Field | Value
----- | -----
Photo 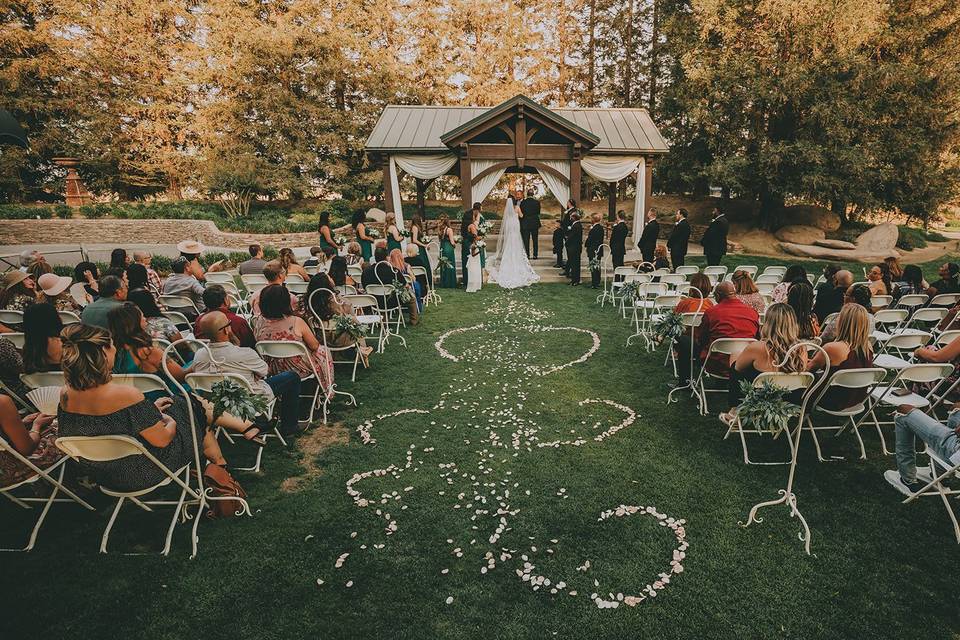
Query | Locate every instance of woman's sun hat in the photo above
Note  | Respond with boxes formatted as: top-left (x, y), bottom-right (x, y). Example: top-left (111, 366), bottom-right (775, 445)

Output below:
top-left (1, 270), bottom-right (29, 289)
top-left (177, 240), bottom-right (205, 254)
top-left (37, 272), bottom-right (72, 297)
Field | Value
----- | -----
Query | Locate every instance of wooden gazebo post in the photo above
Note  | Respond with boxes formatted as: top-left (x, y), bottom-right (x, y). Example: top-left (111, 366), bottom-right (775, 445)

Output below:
top-left (458, 144), bottom-right (472, 211)
top-left (381, 156), bottom-right (395, 213)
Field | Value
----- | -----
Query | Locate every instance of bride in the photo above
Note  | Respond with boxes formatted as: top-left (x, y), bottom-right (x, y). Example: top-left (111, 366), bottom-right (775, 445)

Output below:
top-left (487, 191), bottom-right (540, 289)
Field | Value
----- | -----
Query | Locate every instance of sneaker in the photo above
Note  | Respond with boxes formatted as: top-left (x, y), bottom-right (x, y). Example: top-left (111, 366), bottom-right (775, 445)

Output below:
top-left (883, 470), bottom-right (928, 496)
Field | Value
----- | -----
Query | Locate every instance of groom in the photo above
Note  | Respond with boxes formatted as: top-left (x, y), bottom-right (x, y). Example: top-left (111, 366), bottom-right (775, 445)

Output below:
top-left (519, 189), bottom-right (541, 259)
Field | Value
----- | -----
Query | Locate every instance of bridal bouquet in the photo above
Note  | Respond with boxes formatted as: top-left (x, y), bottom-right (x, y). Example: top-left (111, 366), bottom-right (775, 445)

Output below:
top-left (474, 239), bottom-right (487, 251)
top-left (391, 279), bottom-right (414, 304)
top-left (420, 234), bottom-right (436, 245)
top-left (453, 234), bottom-right (462, 244)
top-left (736, 379), bottom-right (800, 436)
top-left (366, 227), bottom-right (381, 239)
top-left (399, 228), bottom-right (412, 238)
top-left (333, 313), bottom-right (366, 340)
top-left (334, 234), bottom-right (349, 246)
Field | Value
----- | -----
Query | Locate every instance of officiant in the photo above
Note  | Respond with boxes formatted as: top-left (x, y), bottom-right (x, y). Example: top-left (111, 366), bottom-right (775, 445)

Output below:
top-left (519, 189), bottom-right (541, 259)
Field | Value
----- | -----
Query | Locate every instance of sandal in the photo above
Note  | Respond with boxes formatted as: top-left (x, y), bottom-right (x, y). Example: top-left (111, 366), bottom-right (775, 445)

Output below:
top-left (241, 425), bottom-right (267, 446)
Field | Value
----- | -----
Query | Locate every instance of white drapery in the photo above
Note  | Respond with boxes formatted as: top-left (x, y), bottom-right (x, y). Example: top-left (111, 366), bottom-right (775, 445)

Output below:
top-left (539, 160), bottom-right (571, 209)
top-left (470, 159), bottom-right (507, 205)
top-left (388, 153), bottom-right (458, 231)
top-left (580, 155), bottom-right (646, 240)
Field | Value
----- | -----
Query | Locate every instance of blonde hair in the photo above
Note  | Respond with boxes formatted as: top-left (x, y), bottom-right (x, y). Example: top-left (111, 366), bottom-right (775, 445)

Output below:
top-left (732, 270), bottom-right (759, 295)
top-left (385, 213), bottom-right (396, 227)
top-left (61, 324), bottom-right (113, 391)
top-left (835, 303), bottom-right (872, 358)
top-left (278, 247), bottom-right (298, 271)
top-left (760, 303), bottom-right (805, 373)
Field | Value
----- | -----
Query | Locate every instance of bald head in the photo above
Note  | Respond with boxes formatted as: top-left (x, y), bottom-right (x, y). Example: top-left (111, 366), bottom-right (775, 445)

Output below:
top-left (198, 311), bottom-right (229, 342)
top-left (835, 270), bottom-right (853, 288)
top-left (715, 281), bottom-right (735, 301)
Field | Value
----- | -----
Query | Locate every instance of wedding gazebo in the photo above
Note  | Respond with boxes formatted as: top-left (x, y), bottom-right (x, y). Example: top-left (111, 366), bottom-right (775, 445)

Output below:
top-left (364, 95), bottom-right (669, 240)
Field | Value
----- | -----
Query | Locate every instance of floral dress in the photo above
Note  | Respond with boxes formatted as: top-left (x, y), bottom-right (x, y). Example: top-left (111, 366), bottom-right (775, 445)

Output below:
top-left (254, 316), bottom-right (334, 398)
top-left (0, 422), bottom-right (63, 487)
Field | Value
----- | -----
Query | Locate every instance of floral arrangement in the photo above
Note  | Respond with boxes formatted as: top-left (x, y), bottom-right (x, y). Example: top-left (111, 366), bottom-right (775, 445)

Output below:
top-left (737, 379), bottom-right (801, 435)
top-left (420, 234), bottom-right (435, 245)
top-left (453, 234), bottom-right (462, 244)
top-left (589, 255), bottom-right (602, 271)
top-left (619, 281), bottom-right (641, 300)
top-left (365, 227), bottom-right (381, 239)
top-left (334, 234), bottom-right (348, 246)
top-left (333, 313), bottom-right (366, 340)
top-left (474, 239), bottom-right (487, 251)
top-left (436, 255), bottom-right (453, 273)
top-left (652, 310), bottom-right (684, 342)
top-left (477, 219), bottom-right (493, 236)
top-left (195, 379), bottom-right (268, 424)
top-left (399, 228), bottom-right (412, 238)
top-left (391, 279), bottom-right (413, 304)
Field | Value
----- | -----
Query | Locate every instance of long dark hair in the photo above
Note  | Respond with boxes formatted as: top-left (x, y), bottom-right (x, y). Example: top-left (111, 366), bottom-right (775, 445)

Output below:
top-left (306, 274), bottom-right (337, 321)
top-left (260, 284), bottom-right (293, 319)
top-left (901, 264), bottom-right (924, 291)
top-left (108, 302), bottom-right (152, 354)
top-left (126, 263), bottom-right (148, 291)
top-left (461, 210), bottom-right (474, 238)
top-left (109, 248), bottom-right (127, 270)
top-left (127, 288), bottom-right (164, 319)
top-left (74, 261), bottom-right (99, 297)
top-left (875, 263), bottom-right (893, 295)
top-left (351, 210), bottom-right (365, 228)
top-left (319, 211), bottom-right (331, 230)
top-left (328, 256), bottom-right (348, 286)
top-left (410, 213), bottom-right (424, 232)
top-left (22, 303), bottom-right (62, 373)
top-left (787, 281), bottom-right (817, 339)
top-left (783, 265), bottom-right (808, 285)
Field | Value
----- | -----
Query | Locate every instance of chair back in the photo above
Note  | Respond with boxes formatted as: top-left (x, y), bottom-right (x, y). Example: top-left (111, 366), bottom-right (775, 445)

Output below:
top-left (660, 274), bottom-right (686, 287)
top-left (936, 330), bottom-right (960, 346)
top-left (285, 273), bottom-right (306, 284)
top-left (870, 295), bottom-right (893, 310)
top-left (162, 310), bottom-right (191, 327)
top-left (342, 294), bottom-right (378, 312)
top-left (754, 371), bottom-right (815, 392)
top-left (3, 332), bottom-right (24, 349)
top-left (185, 372), bottom-right (254, 394)
top-left (897, 363), bottom-right (955, 384)
top-left (20, 371), bottom-right (66, 390)
top-left (930, 293), bottom-right (960, 307)
top-left (733, 265), bottom-right (759, 278)
top-left (826, 367), bottom-right (887, 389)
top-left (411, 266), bottom-right (428, 280)
top-left (703, 266), bottom-right (728, 277)
top-left (205, 272), bottom-right (234, 284)
top-left (57, 434), bottom-right (146, 463)
top-left (754, 273), bottom-right (781, 284)
top-left (708, 337), bottom-right (755, 358)
top-left (756, 282), bottom-right (776, 295)
top-left (675, 265), bottom-right (699, 276)
top-left (623, 272), bottom-right (651, 284)
top-left (159, 295), bottom-right (198, 314)
top-left (874, 308), bottom-right (908, 326)
top-left (909, 307), bottom-right (948, 325)
top-left (240, 274), bottom-right (268, 286)
top-left (897, 293), bottom-right (929, 309)
top-left (304, 265), bottom-right (319, 276)
top-left (58, 310), bottom-right (82, 325)
top-left (287, 281), bottom-right (308, 294)
top-left (347, 265), bottom-right (363, 279)
top-left (113, 373), bottom-right (170, 396)
top-left (653, 294), bottom-right (682, 310)
top-left (256, 339), bottom-right (310, 361)
top-left (884, 332), bottom-right (931, 351)
top-left (337, 284), bottom-right (358, 296)
top-left (0, 309), bottom-right (24, 325)
top-left (680, 312), bottom-right (703, 328)
top-left (761, 265), bottom-right (786, 278)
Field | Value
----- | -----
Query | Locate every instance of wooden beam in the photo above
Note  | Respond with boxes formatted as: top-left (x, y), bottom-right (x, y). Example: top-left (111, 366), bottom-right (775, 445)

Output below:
top-left (527, 160), bottom-right (570, 185)
top-left (515, 106), bottom-right (526, 168)
top-left (415, 178), bottom-right (425, 218)
top-left (459, 145), bottom-right (472, 210)
top-left (644, 157), bottom-right (654, 216)
top-left (382, 159), bottom-right (395, 213)
top-left (469, 143), bottom-right (571, 160)
top-left (497, 123), bottom-right (516, 143)
top-left (607, 181), bottom-right (617, 221)
top-left (570, 143), bottom-right (582, 208)
top-left (525, 126), bottom-right (539, 144)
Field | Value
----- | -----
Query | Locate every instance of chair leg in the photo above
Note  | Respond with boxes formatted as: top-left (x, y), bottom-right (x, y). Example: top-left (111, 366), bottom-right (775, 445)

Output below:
top-left (806, 416), bottom-right (828, 462)
top-left (101, 497), bottom-right (126, 554)
top-left (24, 464), bottom-right (64, 551)
top-left (937, 487), bottom-right (960, 543)
top-left (2, 489), bottom-right (31, 509)
top-left (871, 409), bottom-right (893, 455)
top-left (162, 469), bottom-right (191, 556)
top-left (851, 417), bottom-right (868, 460)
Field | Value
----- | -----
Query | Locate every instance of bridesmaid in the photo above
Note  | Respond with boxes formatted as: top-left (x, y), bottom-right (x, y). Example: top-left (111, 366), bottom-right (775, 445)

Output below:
top-left (352, 210), bottom-right (374, 263)
top-left (318, 211), bottom-right (340, 253)
top-left (438, 214), bottom-right (458, 288)
top-left (409, 213), bottom-right (434, 288)
top-left (472, 202), bottom-right (487, 270)
top-left (460, 210), bottom-right (477, 289)
top-left (385, 213), bottom-right (404, 254)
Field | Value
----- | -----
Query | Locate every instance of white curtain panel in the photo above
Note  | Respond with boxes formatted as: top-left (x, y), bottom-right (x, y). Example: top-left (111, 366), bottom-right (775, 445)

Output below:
top-left (393, 153), bottom-right (458, 179)
top-left (581, 155), bottom-right (646, 239)
top-left (539, 160), bottom-right (571, 209)
top-left (470, 159), bottom-right (507, 205)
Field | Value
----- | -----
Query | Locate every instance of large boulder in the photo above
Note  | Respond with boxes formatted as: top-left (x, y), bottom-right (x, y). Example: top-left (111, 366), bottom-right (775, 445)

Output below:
top-left (366, 207), bottom-right (386, 223)
top-left (778, 205), bottom-right (841, 232)
top-left (855, 223), bottom-right (898, 255)
top-left (779, 242), bottom-right (900, 263)
top-left (814, 239), bottom-right (857, 250)
top-left (774, 225), bottom-right (826, 244)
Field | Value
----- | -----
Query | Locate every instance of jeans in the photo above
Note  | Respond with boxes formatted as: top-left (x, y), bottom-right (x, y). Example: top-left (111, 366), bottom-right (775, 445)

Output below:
top-left (894, 409), bottom-right (960, 482)
top-left (267, 370), bottom-right (302, 433)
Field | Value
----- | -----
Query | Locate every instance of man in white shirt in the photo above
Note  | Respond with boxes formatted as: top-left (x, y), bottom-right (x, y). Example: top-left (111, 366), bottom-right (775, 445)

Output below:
top-left (189, 311), bottom-right (303, 434)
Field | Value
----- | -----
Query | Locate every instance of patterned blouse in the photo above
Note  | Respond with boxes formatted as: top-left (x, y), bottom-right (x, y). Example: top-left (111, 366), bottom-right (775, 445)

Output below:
top-left (253, 316), bottom-right (334, 398)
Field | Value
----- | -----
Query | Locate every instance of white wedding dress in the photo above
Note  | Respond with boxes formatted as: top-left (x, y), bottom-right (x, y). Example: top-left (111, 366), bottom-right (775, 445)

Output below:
top-left (487, 197), bottom-right (540, 289)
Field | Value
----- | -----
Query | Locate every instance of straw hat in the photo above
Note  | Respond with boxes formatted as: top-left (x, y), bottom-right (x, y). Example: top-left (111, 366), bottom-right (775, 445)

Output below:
top-left (176, 240), bottom-right (205, 254)
top-left (38, 272), bottom-right (72, 297)
top-left (1, 270), bottom-right (29, 289)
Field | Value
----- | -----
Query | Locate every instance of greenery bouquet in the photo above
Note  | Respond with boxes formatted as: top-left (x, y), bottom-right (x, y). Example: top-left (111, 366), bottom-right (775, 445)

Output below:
top-left (736, 379), bottom-right (801, 436)
top-left (196, 379), bottom-right (268, 424)
top-left (333, 313), bottom-right (366, 340)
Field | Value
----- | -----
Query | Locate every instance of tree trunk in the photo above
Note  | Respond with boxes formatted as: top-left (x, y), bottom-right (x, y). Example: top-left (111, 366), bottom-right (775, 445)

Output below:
top-left (624, 0), bottom-right (635, 106)
top-left (648, 0), bottom-right (659, 114)
top-left (587, 0), bottom-right (597, 107)
top-left (830, 198), bottom-right (848, 226)
top-left (759, 187), bottom-right (785, 231)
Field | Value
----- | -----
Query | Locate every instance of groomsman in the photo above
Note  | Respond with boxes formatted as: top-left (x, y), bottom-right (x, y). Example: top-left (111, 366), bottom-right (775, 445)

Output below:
top-left (585, 213), bottom-right (605, 289)
top-left (609, 210), bottom-right (628, 269)
top-left (519, 189), bottom-right (542, 259)
top-left (637, 208), bottom-right (660, 264)
top-left (667, 208), bottom-right (691, 268)
top-left (565, 212), bottom-right (584, 286)
top-left (701, 206), bottom-right (729, 266)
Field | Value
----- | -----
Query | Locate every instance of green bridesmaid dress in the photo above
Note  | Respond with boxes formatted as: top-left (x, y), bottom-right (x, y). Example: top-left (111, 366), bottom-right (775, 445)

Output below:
top-left (416, 236), bottom-right (433, 287)
top-left (439, 232), bottom-right (457, 288)
top-left (387, 226), bottom-right (403, 254)
top-left (356, 223), bottom-right (373, 263)
top-left (318, 224), bottom-right (336, 252)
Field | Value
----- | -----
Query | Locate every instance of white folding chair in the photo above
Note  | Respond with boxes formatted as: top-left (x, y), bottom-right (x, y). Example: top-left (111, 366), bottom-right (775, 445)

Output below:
top-left (593, 243), bottom-right (614, 306)
top-left (659, 273), bottom-right (687, 288)
top-left (55, 435), bottom-right (204, 555)
top-left (872, 308), bottom-right (909, 342)
top-left (112, 373), bottom-right (171, 397)
top-left (675, 265), bottom-right (699, 276)
top-left (307, 288), bottom-right (366, 382)
top-left (204, 272), bottom-right (234, 284)
top-left (3, 332), bottom-right (24, 349)
top-left (760, 265), bottom-right (786, 278)
top-left (20, 371), bottom-right (66, 390)
top-left (936, 330), bottom-right (960, 347)
top-left (285, 273), bottom-right (306, 284)
top-left (240, 274), bottom-right (268, 287)
top-left (626, 282), bottom-right (668, 346)
top-left (185, 372), bottom-right (284, 473)
top-left (617, 273), bottom-right (654, 319)
top-left (159, 294), bottom-right (199, 317)
top-left (725, 371), bottom-right (815, 465)
top-left (695, 338), bottom-right (756, 415)
top-left (342, 293), bottom-right (385, 353)
top-left (875, 332), bottom-right (931, 370)
top-left (337, 284), bottom-right (359, 296)
top-left (365, 284), bottom-right (406, 349)
top-left (804, 367), bottom-right (887, 462)
top-left (703, 266), bottom-right (728, 279)
top-left (286, 281), bottom-right (308, 295)
top-left (57, 310), bottom-right (81, 325)
top-left (646, 293), bottom-right (683, 350)
top-left (347, 265), bottom-right (363, 280)
top-left (0, 309), bottom-right (24, 327)
top-left (896, 293), bottom-right (929, 310)
top-left (900, 435), bottom-right (960, 543)
top-left (0, 438), bottom-right (94, 551)
top-left (756, 282), bottom-right (776, 295)
top-left (162, 310), bottom-right (191, 329)
top-left (897, 307), bottom-right (947, 335)
top-left (411, 265), bottom-right (439, 307)
top-left (870, 295), bottom-right (893, 310)
top-left (930, 293), bottom-right (960, 308)
top-left (755, 274), bottom-right (781, 285)
top-left (256, 340), bottom-right (355, 424)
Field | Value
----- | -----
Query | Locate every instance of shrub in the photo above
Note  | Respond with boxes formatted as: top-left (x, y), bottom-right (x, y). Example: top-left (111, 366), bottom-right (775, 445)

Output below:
top-left (54, 205), bottom-right (73, 219)
top-left (150, 255), bottom-right (173, 273)
top-left (896, 225), bottom-right (947, 251)
top-left (79, 203), bottom-right (110, 219)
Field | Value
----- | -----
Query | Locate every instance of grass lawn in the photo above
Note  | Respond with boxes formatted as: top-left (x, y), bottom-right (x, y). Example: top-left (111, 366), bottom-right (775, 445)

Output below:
top-left (2, 278), bottom-right (959, 639)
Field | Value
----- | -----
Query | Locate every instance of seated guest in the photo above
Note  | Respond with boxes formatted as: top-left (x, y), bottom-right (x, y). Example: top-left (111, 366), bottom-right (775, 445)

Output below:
top-left (18, 249), bottom-right (43, 273)
top-left (36, 272), bottom-right (80, 312)
top-left (0, 270), bottom-right (36, 311)
top-left (927, 262), bottom-right (960, 297)
top-left (731, 270), bottom-right (766, 314)
top-left (56, 324), bottom-right (260, 493)
top-left (302, 246), bottom-right (324, 269)
top-left (346, 242), bottom-right (364, 266)
top-left (162, 257), bottom-right (205, 314)
top-left (638, 244), bottom-right (670, 273)
top-left (813, 268), bottom-right (851, 322)
top-left (279, 247), bottom-right (310, 280)
top-left (866, 263), bottom-right (892, 296)
top-left (107, 248), bottom-right (130, 278)
top-left (22, 303), bottom-right (63, 373)
top-left (674, 273), bottom-right (715, 314)
top-left (0, 335), bottom-right (27, 398)
top-left (27, 258), bottom-right (52, 283)
top-left (177, 240), bottom-right (206, 282)
top-left (303, 276), bottom-right (373, 363)
top-left (361, 246), bottom-right (398, 289)
top-left (74, 261), bottom-right (100, 298)
top-left (80, 274), bottom-right (126, 329)
top-left (328, 256), bottom-right (357, 289)
top-left (250, 261), bottom-right (298, 316)
top-left (238, 244), bottom-right (268, 275)
top-left (304, 272), bottom-right (338, 315)
top-left (721, 303), bottom-right (807, 424)
top-left (133, 251), bottom-right (163, 295)
top-left (404, 244), bottom-right (429, 298)
top-left (189, 311), bottom-right (303, 436)
top-left (807, 303), bottom-right (874, 411)
top-left (126, 263), bottom-right (152, 298)
top-left (126, 288), bottom-right (185, 344)
top-left (389, 248), bottom-right (422, 322)
top-left (884, 404), bottom-right (960, 495)
top-left (696, 281), bottom-right (760, 375)
top-left (787, 281), bottom-right (820, 339)
top-left (0, 395), bottom-right (62, 487)
top-left (771, 265), bottom-right (808, 303)
top-left (894, 264), bottom-right (928, 301)
top-left (194, 285), bottom-right (255, 349)
top-left (109, 302), bottom-right (189, 397)
top-left (820, 284), bottom-right (875, 342)
top-left (252, 285), bottom-right (334, 398)
top-left (885, 256), bottom-right (904, 282)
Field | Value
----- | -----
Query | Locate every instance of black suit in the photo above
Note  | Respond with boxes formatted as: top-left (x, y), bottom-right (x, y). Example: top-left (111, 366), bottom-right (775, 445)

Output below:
top-left (519, 197), bottom-right (542, 258)
top-left (701, 214), bottom-right (729, 266)
top-left (557, 208), bottom-right (574, 269)
top-left (565, 220), bottom-right (584, 284)
top-left (609, 221), bottom-right (628, 268)
top-left (637, 218), bottom-right (660, 264)
top-left (585, 223), bottom-right (605, 287)
top-left (667, 219), bottom-right (691, 268)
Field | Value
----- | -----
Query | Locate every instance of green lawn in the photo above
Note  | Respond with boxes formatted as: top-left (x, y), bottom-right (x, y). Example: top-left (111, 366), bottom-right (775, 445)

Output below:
top-left (2, 280), bottom-right (959, 640)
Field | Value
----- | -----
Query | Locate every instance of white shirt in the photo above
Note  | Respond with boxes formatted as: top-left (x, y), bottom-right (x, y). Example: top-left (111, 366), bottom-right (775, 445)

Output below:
top-left (188, 341), bottom-right (274, 400)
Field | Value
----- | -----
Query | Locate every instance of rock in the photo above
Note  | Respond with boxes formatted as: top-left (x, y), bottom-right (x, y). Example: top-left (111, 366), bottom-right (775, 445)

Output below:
top-left (778, 205), bottom-right (841, 232)
top-left (366, 207), bottom-right (386, 223)
top-left (779, 241), bottom-right (900, 263)
top-left (774, 225), bottom-right (826, 244)
top-left (855, 223), bottom-right (898, 255)
top-left (735, 228), bottom-right (781, 255)
top-left (814, 239), bottom-right (857, 250)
